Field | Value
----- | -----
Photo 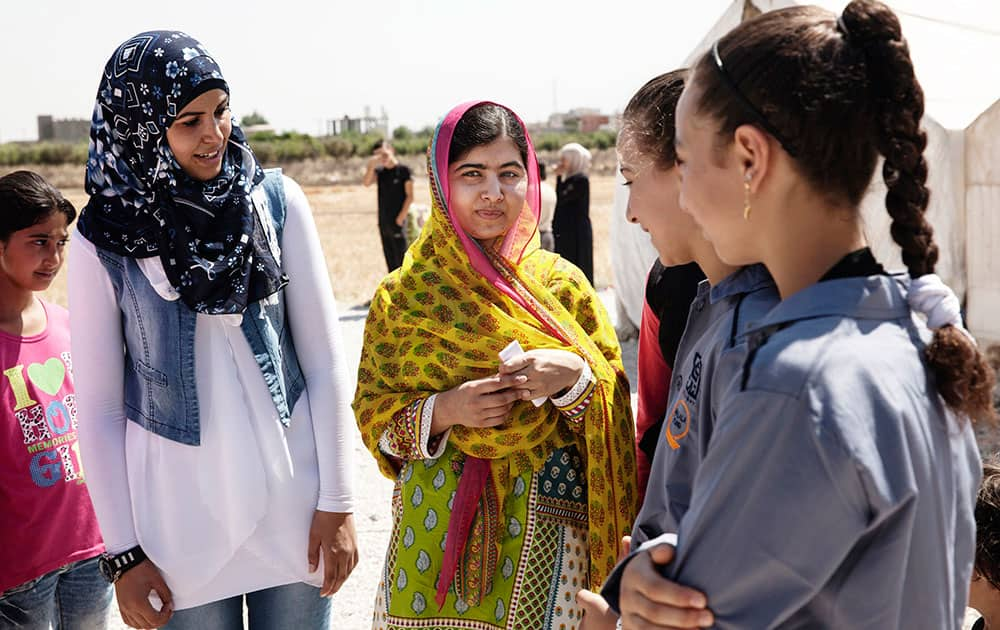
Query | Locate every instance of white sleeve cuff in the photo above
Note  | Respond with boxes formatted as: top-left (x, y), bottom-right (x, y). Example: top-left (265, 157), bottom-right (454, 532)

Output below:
top-left (419, 394), bottom-right (450, 459)
top-left (550, 361), bottom-right (595, 408)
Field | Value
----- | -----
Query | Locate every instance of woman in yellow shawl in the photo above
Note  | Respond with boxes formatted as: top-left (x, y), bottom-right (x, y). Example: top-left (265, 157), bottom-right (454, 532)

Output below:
top-left (354, 101), bottom-right (637, 630)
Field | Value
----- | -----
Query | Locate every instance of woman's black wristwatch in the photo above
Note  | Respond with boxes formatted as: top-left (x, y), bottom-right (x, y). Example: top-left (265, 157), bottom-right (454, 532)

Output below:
top-left (98, 546), bottom-right (147, 583)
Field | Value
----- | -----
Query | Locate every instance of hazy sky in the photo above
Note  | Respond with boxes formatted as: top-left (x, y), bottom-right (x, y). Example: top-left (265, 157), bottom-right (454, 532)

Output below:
top-left (2, 0), bottom-right (730, 141)
top-left (3, 0), bottom-right (996, 142)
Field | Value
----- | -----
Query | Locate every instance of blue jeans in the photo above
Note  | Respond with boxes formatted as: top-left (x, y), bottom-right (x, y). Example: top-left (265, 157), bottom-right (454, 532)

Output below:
top-left (0, 556), bottom-right (111, 629)
top-left (165, 582), bottom-right (330, 630)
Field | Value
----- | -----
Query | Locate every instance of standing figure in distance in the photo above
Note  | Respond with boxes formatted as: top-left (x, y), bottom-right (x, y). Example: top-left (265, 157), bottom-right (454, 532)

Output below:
top-left (364, 140), bottom-right (414, 273)
top-left (553, 142), bottom-right (594, 284)
top-left (537, 161), bottom-right (556, 251)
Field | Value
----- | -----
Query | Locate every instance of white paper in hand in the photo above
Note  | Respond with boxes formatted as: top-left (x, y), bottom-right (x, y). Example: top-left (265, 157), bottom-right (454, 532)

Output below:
top-left (499, 340), bottom-right (547, 407)
top-left (148, 590), bottom-right (164, 612)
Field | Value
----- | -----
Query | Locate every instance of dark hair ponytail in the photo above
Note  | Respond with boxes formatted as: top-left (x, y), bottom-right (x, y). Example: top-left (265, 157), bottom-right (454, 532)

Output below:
top-left (843, 0), bottom-right (995, 422)
top-left (841, 1), bottom-right (934, 277)
top-left (691, 0), bottom-right (995, 422)
top-left (619, 70), bottom-right (688, 169)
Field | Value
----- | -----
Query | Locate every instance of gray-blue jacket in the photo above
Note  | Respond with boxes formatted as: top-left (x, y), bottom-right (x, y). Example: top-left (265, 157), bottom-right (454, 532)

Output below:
top-left (632, 263), bottom-right (778, 545)
top-left (608, 274), bottom-right (980, 629)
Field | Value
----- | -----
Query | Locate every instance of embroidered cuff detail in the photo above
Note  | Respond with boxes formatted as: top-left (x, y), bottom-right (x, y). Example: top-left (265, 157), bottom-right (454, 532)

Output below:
top-left (420, 394), bottom-right (449, 459)
top-left (377, 395), bottom-right (449, 461)
top-left (551, 362), bottom-right (596, 421)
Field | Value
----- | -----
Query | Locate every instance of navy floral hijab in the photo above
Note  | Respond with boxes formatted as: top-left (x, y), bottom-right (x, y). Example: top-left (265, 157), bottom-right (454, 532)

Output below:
top-left (78, 30), bottom-right (286, 315)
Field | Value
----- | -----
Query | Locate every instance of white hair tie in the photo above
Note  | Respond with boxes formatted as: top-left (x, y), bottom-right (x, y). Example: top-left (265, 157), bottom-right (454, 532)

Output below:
top-left (907, 274), bottom-right (975, 344)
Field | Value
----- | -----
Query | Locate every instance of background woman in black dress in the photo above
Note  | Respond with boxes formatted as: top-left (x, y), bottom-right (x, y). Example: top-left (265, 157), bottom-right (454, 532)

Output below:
top-left (553, 142), bottom-right (594, 283)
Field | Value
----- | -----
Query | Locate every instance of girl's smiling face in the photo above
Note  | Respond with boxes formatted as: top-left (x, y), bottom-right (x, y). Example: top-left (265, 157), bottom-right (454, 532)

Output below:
top-left (618, 135), bottom-right (700, 267)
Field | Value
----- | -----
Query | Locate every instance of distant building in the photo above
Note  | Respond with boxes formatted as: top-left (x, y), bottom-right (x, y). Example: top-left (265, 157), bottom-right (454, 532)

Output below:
top-left (326, 106), bottom-right (388, 137)
top-left (536, 108), bottom-right (618, 134)
top-left (37, 115), bottom-right (90, 143)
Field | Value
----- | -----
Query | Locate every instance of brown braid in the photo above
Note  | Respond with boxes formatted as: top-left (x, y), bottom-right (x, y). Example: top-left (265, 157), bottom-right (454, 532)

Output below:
top-left (843, 0), bottom-right (995, 422)
top-left (841, 1), bottom-right (935, 277)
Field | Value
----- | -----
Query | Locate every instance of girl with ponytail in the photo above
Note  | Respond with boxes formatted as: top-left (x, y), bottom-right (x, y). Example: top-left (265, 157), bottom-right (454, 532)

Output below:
top-left (602, 2), bottom-right (993, 628)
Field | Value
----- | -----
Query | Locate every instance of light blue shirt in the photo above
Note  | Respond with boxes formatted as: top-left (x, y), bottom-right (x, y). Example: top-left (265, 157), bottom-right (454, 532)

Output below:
top-left (608, 274), bottom-right (980, 629)
top-left (632, 264), bottom-right (778, 545)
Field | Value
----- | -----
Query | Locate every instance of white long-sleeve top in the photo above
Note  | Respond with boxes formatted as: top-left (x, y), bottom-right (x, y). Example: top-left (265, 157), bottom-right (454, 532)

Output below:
top-left (68, 176), bottom-right (356, 610)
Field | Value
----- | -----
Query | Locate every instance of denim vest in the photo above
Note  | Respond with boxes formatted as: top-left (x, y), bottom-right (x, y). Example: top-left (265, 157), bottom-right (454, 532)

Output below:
top-left (95, 169), bottom-right (305, 446)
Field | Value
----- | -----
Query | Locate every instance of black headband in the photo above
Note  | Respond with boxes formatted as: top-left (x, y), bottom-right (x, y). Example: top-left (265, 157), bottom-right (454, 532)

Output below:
top-left (711, 40), bottom-right (798, 157)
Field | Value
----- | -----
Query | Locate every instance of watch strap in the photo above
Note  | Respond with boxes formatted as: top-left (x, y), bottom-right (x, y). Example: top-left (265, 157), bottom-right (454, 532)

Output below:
top-left (101, 546), bottom-right (147, 583)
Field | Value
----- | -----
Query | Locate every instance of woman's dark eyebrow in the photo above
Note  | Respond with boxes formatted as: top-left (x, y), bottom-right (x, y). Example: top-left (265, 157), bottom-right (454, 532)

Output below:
top-left (456, 160), bottom-right (524, 170)
top-left (175, 98), bottom-right (229, 121)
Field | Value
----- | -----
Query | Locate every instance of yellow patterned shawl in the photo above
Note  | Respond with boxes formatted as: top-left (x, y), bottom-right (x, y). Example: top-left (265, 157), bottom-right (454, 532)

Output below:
top-left (353, 101), bottom-right (637, 588)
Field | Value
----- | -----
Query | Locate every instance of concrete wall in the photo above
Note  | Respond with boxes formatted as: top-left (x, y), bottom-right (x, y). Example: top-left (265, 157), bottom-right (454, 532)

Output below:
top-left (36, 115), bottom-right (89, 143)
top-left (965, 99), bottom-right (1000, 346)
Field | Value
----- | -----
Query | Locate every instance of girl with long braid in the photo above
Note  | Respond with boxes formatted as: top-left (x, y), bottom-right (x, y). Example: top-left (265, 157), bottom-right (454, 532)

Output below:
top-left (600, 1), bottom-right (994, 628)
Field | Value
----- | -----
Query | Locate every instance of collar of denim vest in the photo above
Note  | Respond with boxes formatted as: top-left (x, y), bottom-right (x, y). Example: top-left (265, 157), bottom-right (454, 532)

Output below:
top-left (709, 263), bottom-right (774, 305)
top-left (741, 273), bottom-right (910, 338)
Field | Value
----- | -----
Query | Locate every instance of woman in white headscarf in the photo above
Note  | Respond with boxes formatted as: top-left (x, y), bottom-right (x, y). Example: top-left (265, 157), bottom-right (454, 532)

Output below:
top-left (553, 142), bottom-right (594, 283)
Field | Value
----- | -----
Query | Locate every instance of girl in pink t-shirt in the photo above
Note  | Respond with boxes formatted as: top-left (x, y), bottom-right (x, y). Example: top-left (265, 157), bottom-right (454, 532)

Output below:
top-left (0, 171), bottom-right (110, 629)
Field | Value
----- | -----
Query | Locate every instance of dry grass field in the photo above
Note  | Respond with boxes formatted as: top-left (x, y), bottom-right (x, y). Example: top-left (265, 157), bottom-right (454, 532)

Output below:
top-left (42, 174), bottom-right (621, 310)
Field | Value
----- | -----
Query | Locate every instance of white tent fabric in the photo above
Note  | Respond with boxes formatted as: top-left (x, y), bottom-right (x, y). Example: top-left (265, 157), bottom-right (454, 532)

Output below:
top-left (611, 0), bottom-right (1000, 345)
top-left (966, 99), bottom-right (1000, 344)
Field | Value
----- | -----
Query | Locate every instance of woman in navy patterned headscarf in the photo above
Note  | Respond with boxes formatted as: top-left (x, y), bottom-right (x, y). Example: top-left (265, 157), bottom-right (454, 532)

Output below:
top-left (79, 31), bottom-right (284, 315)
top-left (70, 31), bottom-right (358, 630)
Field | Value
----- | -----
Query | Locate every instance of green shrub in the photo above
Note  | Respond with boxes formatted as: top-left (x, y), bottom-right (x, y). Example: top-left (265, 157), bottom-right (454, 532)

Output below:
top-left (0, 129), bottom-right (616, 167)
top-left (321, 136), bottom-right (354, 158)
top-left (0, 141), bottom-right (90, 166)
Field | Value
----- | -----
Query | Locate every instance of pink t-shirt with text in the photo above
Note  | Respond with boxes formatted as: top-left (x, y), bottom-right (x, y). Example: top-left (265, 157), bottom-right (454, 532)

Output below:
top-left (0, 300), bottom-right (104, 593)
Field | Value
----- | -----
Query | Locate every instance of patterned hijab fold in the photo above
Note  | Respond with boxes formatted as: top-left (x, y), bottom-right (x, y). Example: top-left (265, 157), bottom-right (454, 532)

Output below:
top-left (354, 101), bottom-right (637, 595)
top-left (77, 30), bottom-right (285, 315)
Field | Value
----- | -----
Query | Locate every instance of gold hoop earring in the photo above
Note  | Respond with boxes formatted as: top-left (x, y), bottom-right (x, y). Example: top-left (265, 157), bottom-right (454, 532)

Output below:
top-left (743, 177), bottom-right (752, 221)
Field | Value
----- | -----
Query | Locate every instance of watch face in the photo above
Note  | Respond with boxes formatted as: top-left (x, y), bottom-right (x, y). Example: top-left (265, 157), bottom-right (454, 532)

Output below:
top-left (98, 555), bottom-right (117, 583)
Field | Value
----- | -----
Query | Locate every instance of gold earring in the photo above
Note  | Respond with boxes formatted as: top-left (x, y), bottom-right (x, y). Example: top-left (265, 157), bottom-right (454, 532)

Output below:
top-left (743, 172), bottom-right (753, 221)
